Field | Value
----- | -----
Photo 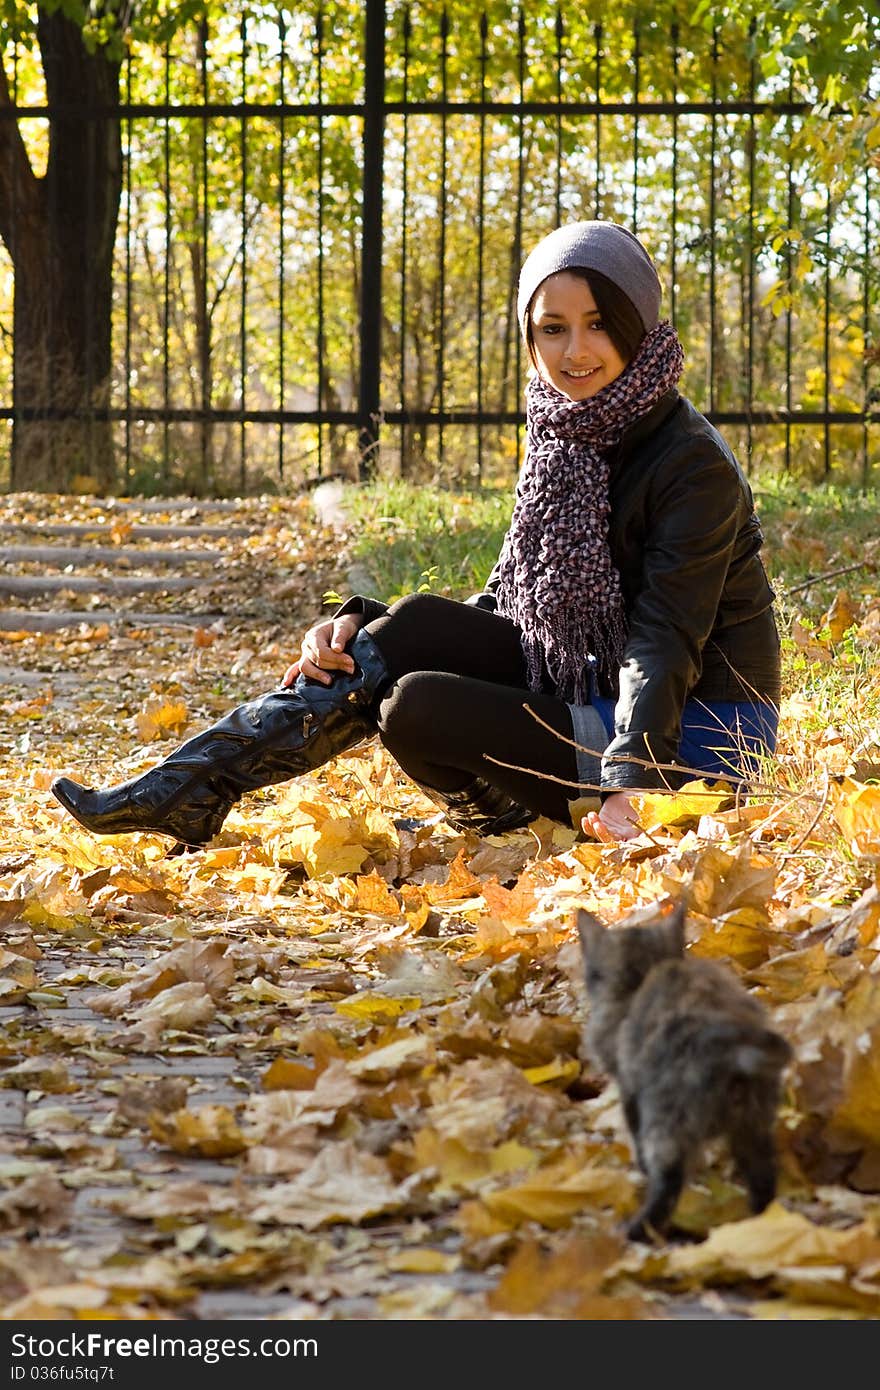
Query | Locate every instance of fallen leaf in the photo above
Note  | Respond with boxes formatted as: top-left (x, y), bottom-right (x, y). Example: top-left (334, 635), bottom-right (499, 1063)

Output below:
top-left (136, 698), bottom-right (189, 742)
top-left (249, 1141), bottom-right (425, 1227)
top-left (149, 1104), bottom-right (247, 1158)
top-left (663, 1202), bottom-right (880, 1282)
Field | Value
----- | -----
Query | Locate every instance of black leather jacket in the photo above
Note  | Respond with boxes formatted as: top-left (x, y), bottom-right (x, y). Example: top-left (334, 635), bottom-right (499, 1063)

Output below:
top-left (472, 390), bottom-right (780, 794)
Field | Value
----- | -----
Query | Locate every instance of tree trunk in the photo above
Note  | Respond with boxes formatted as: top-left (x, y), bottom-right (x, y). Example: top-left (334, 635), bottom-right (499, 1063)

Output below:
top-left (0, 11), bottom-right (122, 493)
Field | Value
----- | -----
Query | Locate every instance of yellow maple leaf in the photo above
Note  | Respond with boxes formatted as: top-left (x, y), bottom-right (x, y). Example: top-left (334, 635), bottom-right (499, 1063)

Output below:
top-left (688, 910), bottom-right (775, 970)
top-left (829, 1027), bottom-right (880, 1147)
top-left (822, 589), bottom-right (860, 643)
top-left (521, 1057), bottom-right (582, 1087)
top-left (283, 818), bottom-right (370, 878)
top-left (411, 1130), bottom-right (537, 1192)
top-left (261, 1057), bottom-right (319, 1091)
top-left (347, 1034), bottom-right (434, 1080)
top-left (149, 1104), bottom-right (247, 1158)
top-left (481, 1161), bottom-right (637, 1228)
top-left (488, 1232), bottom-right (646, 1319)
top-left (21, 902), bottom-right (90, 934)
top-left (635, 779), bottom-right (734, 830)
top-left (663, 1202), bottom-right (880, 1282)
top-left (687, 841), bottom-right (776, 918)
top-left (334, 993), bottom-right (421, 1022)
top-left (387, 1249), bottom-right (460, 1274)
top-left (136, 698), bottom-right (189, 743)
top-left (831, 778), bottom-right (880, 855)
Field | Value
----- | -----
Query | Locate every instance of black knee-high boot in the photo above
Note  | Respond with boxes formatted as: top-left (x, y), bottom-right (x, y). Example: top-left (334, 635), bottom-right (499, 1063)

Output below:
top-left (413, 776), bottom-right (534, 835)
top-left (51, 629), bottom-right (389, 848)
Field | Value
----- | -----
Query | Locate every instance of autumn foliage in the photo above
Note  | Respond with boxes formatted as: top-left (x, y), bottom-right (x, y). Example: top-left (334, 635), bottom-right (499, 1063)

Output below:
top-left (1, 490), bottom-right (879, 1320)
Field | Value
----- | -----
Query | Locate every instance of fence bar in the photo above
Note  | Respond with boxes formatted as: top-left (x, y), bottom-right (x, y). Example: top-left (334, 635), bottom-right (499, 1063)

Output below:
top-left (123, 47), bottom-right (132, 489)
top-left (863, 140), bottom-right (872, 489)
top-left (200, 18), bottom-right (210, 492)
top-left (1, 96), bottom-right (821, 118)
top-left (670, 21), bottom-right (678, 326)
top-left (594, 24), bottom-right (601, 217)
top-left (746, 21), bottom-right (756, 468)
top-left (2, 401), bottom-right (871, 428)
top-left (513, 7), bottom-right (525, 433)
top-left (277, 15), bottom-right (286, 482)
top-left (709, 28), bottom-right (717, 415)
top-left (436, 8), bottom-right (449, 467)
top-left (631, 20), bottom-right (640, 230)
top-left (785, 71), bottom-right (795, 474)
top-left (357, 0), bottom-right (385, 478)
top-left (398, 5), bottom-right (410, 475)
top-left (316, 8), bottom-right (325, 478)
top-left (8, 42), bottom-right (17, 478)
top-left (85, 62), bottom-right (95, 471)
top-left (824, 186), bottom-right (832, 476)
top-left (476, 9), bottom-right (487, 480)
top-left (239, 17), bottom-right (248, 493)
top-left (554, 8), bottom-right (563, 224)
top-left (162, 41), bottom-right (171, 487)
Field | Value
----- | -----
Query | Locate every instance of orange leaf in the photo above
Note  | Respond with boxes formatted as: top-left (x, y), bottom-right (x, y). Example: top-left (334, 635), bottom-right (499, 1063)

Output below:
top-left (480, 874), bottom-right (538, 926)
top-left (423, 849), bottom-right (482, 904)
top-left (355, 870), bottom-right (402, 916)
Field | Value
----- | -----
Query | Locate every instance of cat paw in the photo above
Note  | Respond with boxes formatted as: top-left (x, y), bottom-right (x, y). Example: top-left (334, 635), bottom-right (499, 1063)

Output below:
top-left (625, 1215), bottom-right (666, 1244)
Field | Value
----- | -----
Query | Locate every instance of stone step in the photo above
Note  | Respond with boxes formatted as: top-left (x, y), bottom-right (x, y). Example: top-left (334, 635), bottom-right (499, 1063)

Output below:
top-left (0, 544), bottom-right (224, 567)
top-left (0, 609), bottom-right (221, 632)
top-left (0, 522), bottom-right (258, 540)
top-left (0, 574), bottom-right (209, 595)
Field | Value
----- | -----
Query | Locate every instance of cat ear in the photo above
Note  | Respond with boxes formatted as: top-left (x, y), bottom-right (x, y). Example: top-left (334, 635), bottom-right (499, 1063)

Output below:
top-left (662, 899), bottom-right (687, 954)
top-left (576, 909), bottom-right (606, 958)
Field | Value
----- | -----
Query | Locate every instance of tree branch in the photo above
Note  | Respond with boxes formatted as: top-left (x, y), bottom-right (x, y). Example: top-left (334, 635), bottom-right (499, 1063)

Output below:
top-left (0, 55), bottom-right (42, 264)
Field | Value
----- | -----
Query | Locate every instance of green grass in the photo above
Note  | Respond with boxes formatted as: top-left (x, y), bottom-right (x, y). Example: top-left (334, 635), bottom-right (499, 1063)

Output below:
top-left (338, 470), bottom-right (878, 616)
top-left (752, 473), bottom-right (879, 618)
top-left (341, 477), bottom-right (513, 603)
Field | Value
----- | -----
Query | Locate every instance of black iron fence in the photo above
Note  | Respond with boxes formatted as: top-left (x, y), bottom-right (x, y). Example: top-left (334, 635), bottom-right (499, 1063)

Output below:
top-left (0, 0), bottom-right (878, 495)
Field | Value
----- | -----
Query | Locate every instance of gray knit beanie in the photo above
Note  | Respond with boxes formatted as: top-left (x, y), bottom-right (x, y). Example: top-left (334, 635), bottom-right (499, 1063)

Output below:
top-left (517, 221), bottom-right (662, 338)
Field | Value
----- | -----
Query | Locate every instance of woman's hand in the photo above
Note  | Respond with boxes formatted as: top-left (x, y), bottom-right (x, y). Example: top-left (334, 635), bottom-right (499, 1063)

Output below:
top-left (282, 613), bottom-right (363, 687)
top-left (582, 791), bottom-right (641, 842)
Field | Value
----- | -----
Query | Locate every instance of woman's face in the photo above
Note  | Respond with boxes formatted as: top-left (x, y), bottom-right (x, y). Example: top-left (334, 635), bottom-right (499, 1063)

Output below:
top-left (529, 271), bottom-right (628, 401)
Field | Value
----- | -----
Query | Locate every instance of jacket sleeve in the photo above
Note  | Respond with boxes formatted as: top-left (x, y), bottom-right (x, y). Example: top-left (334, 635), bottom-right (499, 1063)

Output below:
top-left (600, 447), bottom-right (744, 795)
top-left (331, 594), bottom-right (389, 624)
top-left (464, 546), bottom-right (505, 612)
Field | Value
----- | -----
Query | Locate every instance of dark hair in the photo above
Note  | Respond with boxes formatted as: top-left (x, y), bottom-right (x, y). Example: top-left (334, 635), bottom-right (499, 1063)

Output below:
top-left (525, 267), bottom-right (645, 368)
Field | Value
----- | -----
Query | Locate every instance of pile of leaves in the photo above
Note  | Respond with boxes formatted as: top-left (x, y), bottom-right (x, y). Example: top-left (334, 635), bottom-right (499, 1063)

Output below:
top-left (1, 496), bottom-right (879, 1320)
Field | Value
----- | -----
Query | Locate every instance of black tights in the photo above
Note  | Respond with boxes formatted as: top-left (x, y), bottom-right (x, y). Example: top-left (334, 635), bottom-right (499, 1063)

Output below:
top-left (363, 593), bottom-right (580, 822)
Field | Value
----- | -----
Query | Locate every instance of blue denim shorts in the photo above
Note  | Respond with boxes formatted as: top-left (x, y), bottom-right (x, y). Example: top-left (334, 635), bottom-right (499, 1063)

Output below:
top-left (574, 695), bottom-right (779, 790)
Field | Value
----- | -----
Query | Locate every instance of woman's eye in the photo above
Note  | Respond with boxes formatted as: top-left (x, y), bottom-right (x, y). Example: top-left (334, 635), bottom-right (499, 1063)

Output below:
top-left (591, 320), bottom-right (605, 331)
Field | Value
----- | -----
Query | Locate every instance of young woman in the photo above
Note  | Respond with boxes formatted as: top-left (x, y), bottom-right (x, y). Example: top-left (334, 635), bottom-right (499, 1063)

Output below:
top-left (51, 220), bottom-right (780, 847)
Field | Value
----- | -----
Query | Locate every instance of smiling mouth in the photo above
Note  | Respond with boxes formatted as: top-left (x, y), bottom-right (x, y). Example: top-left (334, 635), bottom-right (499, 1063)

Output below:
top-left (564, 367), bottom-right (599, 379)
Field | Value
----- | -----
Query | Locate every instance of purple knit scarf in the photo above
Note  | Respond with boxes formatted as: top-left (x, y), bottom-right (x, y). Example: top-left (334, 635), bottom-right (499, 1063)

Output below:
top-left (494, 320), bottom-right (685, 701)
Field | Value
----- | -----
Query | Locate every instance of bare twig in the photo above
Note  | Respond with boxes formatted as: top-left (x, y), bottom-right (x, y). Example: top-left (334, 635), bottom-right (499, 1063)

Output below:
top-left (783, 544), bottom-right (879, 597)
top-left (784, 766), bottom-right (832, 857)
top-left (485, 702), bottom-right (802, 801)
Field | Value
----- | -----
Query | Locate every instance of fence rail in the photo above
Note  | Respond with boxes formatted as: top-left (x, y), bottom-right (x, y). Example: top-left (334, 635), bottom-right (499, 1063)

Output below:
top-left (0, 0), bottom-right (877, 495)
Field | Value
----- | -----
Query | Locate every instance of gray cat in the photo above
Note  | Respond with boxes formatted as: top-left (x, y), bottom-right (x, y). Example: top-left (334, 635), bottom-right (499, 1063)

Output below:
top-left (577, 901), bottom-right (792, 1242)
